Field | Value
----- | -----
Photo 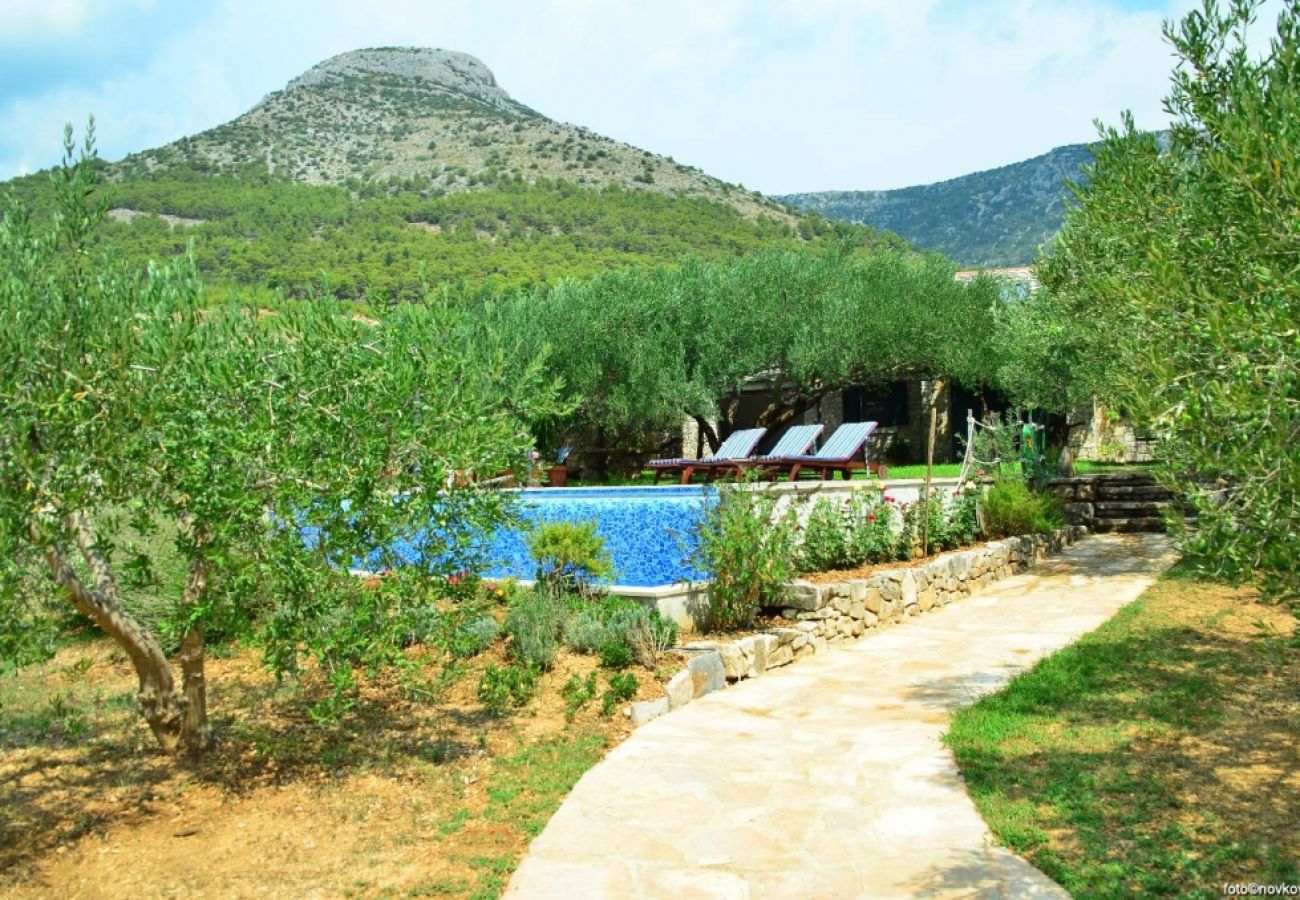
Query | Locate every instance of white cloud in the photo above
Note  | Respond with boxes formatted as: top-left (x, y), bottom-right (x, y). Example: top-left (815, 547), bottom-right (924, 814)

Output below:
top-left (0, 0), bottom-right (155, 37)
top-left (4, 0), bottom-right (1284, 191)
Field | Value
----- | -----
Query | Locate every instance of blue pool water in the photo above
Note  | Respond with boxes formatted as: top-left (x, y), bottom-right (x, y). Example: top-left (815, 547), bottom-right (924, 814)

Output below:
top-left (483, 486), bottom-right (715, 587)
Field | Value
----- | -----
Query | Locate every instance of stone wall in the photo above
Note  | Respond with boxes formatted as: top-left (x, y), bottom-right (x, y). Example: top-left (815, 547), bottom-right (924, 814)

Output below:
top-left (627, 525), bottom-right (1087, 725)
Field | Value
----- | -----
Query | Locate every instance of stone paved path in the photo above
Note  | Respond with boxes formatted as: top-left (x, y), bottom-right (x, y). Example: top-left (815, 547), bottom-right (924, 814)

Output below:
top-left (506, 534), bottom-right (1178, 899)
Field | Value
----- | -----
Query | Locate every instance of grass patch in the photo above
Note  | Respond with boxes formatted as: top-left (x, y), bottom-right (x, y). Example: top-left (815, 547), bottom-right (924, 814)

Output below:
top-left (946, 575), bottom-right (1299, 897)
top-left (588, 459), bottom-right (1147, 486)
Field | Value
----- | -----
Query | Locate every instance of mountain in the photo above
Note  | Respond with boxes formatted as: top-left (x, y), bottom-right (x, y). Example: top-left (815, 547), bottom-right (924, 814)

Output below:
top-left (777, 142), bottom-right (1096, 268)
top-left (114, 47), bottom-right (788, 220)
top-left (3, 47), bottom-right (913, 299)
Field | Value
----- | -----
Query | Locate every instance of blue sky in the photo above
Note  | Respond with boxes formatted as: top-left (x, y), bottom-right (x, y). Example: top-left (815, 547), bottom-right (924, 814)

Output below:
top-left (0, 0), bottom-right (1282, 192)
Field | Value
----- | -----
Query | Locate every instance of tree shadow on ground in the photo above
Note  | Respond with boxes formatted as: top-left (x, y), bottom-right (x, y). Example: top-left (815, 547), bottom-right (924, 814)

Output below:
top-left (0, 658), bottom-right (510, 880)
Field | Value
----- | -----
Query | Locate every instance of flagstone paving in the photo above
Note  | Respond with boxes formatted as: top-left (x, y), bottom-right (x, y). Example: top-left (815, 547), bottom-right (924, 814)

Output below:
top-left (506, 533), bottom-right (1178, 899)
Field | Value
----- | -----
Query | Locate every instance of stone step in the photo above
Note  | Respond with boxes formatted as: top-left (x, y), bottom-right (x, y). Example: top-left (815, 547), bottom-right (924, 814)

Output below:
top-left (1095, 484), bottom-right (1174, 501)
top-left (1094, 500), bottom-right (1172, 517)
top-left (1093, 517), bottom-right (1167, 533)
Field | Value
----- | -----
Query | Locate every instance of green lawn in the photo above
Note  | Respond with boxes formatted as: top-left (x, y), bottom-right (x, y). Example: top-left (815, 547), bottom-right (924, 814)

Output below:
top-left (945, 570), bottom-right (1299, 897)
top-left (583, 459), bottom-right (1147, 486)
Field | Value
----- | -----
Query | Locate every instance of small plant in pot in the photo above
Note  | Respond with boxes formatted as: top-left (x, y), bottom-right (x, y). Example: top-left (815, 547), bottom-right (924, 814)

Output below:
top-left (545, 445), bottom-right (572, 487)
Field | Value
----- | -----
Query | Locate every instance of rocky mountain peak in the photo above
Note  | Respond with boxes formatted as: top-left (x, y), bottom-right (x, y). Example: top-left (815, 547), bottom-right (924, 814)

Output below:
top-left (280, 47), bottom-right (523, 114)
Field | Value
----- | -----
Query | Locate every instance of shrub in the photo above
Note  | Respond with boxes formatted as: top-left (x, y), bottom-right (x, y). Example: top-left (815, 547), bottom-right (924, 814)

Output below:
top-left (449, 614), bottom-right (499, 659)
top-left (528, 520), bottom-right (613, 597)
top-left (800, 498), bottom-right (849, 572)
top-left (561, 671), bottom-right (597, 719)
top-left (626, 613), bottom-right (678, 669)
top-left (844, 492), bottom-right (896, 565)
top-left (980, 481), bottom-right (1064, 539)
top-left (560, 595), bottom-right (649, 655)
top-left (478, 663), bottom-right (538, 714)
top-left (691, 485), bottom-right (798, 631)
top-left (601, 672), bottom-right (638, 715)
top-left (504, 590), bottom-right (568, 669)
top-left (599, 641), bottom-right (632, 670)
top-left (947, 487), bottom-right (982, 547)
top-left (561, 608), bottom-right (609, 654)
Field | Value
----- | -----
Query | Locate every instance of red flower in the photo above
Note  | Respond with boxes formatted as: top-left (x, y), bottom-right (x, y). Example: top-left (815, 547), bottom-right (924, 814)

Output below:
top-left (867, 513), bottom-right (877, 522)
top-left (883, 495), bottom-right (896, 503)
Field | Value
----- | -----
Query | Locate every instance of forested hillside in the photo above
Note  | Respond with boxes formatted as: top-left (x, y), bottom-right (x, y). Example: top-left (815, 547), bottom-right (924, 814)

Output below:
top-left (2, 47), bottom-right (911, 298)
top-left (5, 165), bottom-right (903, 299)
top-left (779, 143), bottom-right (1097, 267)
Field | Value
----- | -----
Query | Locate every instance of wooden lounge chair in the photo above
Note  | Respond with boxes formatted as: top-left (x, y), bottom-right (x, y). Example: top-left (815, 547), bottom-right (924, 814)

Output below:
top-left (644, 427), bottom-right (767, 484)
top-left (701, 423), bottom-right (824, 481)
top-left (766, 421), bottom-right (880, 481)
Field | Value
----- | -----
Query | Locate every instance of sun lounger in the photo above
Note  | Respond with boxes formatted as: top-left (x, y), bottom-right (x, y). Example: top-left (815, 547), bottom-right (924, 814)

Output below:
top-left (700, 423), bottom-right (824, 481)
top-left (766, 421), bottom-right (879, 480)
top-left (644, 427), bottom-right (767, 484)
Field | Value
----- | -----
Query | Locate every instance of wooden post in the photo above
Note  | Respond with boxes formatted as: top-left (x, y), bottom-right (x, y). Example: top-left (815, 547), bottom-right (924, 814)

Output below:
top-left (921, 380), bottom-right (943, 557)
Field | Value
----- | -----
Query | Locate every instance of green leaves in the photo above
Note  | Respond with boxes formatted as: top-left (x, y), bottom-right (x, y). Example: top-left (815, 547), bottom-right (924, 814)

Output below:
top-left (492, 246), bottom-right (999, 451)
top-left (1, 128), bottom-right (571, 732)
top-left (1036, 0), bottom-right (1300, 601)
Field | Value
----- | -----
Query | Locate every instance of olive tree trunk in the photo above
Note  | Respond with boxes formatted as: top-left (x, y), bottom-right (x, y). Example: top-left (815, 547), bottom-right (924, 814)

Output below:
top-left (34, 512), bottom-right (210, 755)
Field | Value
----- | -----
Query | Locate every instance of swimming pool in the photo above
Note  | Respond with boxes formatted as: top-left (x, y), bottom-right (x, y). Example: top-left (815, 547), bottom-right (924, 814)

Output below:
top-left (482, 486), bottom-right (715, 587)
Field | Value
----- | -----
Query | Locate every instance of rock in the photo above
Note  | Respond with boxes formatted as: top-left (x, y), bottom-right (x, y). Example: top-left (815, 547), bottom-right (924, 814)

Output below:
top-left (850, 619), bottom-right (865, 637)
top-left (1063, 502), bottom-right (1094, 525)
top-left (831, 596), bottom-right (852, 615)
top-left (901, 571), bottom-right (918, 609)
top-left (861, 611), bottom-right (879, 628)
top-left (717, 642), bottom-right (747, 681)
top-left (787, 581), bottom-right (827, 612)
top-left (848, 579), bottom-right (869, 603)
top-left (849, 602), bottom-right (867, 621)
top-left (781, 608), bottom-right (801, 618)
top-left (687, 651), bottom-right (726, 698)
top-left (918, 588), bottom-right (936, 612)
top-left (795, 621), bottom-right (820, 633)
top-left (863, 585), bottom-right (884, 614)
top-left (666, 670), bottom-right (693, 709)
top-left (741, 635), bottom-right (770, 678)
top-left (680, 640), bottom-right (719, 651)
top-left (767, 644), bottom-right (794, 668)
top-left (950, 553), bottom-right (971, 580)
top-left (630, 697), bottom-right (669, 725)
top-left (772, 627), bottom-right (801, 645)
top-left (792, 632), bottom-right (809, 650)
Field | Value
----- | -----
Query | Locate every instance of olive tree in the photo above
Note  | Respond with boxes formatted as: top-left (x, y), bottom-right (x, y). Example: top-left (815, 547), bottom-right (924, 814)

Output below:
top-left (505, 246), bottom-right (1002, 456)
top-left (1037, 0), bottom-right (1300, 599)
top-left (0, 129), bottom-right (561, 753)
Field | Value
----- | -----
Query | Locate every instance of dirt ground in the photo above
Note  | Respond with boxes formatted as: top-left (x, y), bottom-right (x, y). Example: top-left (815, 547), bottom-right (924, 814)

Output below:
top-left (0, 639), bottom-right (671, 898)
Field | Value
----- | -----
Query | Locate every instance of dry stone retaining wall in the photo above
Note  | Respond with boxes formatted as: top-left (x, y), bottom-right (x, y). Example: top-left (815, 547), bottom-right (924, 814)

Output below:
top-left (628, 525), bottom-right (1088, 725)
